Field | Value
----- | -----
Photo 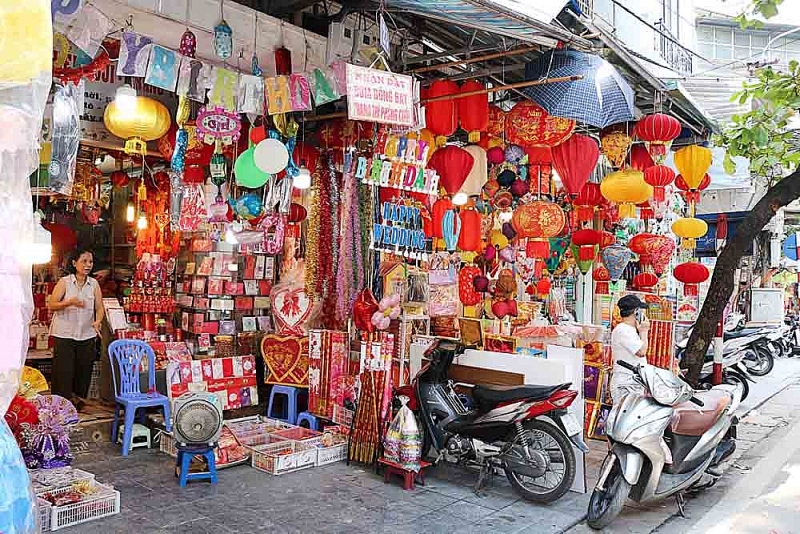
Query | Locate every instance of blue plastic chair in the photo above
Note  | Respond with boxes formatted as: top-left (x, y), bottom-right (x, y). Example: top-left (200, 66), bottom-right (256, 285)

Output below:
top-left (175, 445), bottom-right (217, 487)
top-left (109, 339), bottom-right (172, 456)
top-left (296, 411), bottom-right (319, 430)
top-left (266, 385), bottom-right (300, 425)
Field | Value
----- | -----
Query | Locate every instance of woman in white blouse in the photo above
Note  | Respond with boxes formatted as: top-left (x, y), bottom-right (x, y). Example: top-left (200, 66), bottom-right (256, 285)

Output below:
top-left (47, 248), bottom-right (104, 410)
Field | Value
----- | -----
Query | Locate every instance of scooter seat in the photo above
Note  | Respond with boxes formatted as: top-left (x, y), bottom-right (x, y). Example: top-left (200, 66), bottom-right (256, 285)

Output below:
top-left (723, 328), bottom-right (762, 340)
top-left (670, 389), bottom-right (730, 437)
top-left (472, 383), bottom-right (571, 407)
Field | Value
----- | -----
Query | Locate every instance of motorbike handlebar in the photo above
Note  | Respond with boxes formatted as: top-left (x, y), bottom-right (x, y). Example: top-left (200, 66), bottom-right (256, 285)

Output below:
top-left (689, 396), bottom-right (705, 407)
top-left (617, 360), bottom-right (637, 372)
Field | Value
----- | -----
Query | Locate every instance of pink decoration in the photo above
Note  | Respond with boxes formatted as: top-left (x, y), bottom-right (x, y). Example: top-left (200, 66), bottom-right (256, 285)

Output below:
top-left (195, 105), bottom-right (242, 145)
top-left (178, 184), bottom-right (207, 231)
top-left (260, 214), bottom-right (286, 255)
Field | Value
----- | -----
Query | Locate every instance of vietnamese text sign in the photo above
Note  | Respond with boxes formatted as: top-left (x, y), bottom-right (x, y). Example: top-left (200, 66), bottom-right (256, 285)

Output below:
top-left (345, 64), bottom-right (414, 127)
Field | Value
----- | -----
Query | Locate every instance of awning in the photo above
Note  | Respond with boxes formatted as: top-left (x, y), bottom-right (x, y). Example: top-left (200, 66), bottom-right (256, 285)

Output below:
top-left (385, 0), bottom-right (592, 48)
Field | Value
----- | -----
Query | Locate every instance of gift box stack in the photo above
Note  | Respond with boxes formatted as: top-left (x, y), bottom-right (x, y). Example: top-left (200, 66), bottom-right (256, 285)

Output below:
top-left (166, 355), bottom-right (259, 410)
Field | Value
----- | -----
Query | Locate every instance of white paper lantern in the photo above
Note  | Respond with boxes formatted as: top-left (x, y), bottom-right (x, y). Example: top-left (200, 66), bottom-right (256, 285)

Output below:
top-left (253, 139), bottom-right (289, 174)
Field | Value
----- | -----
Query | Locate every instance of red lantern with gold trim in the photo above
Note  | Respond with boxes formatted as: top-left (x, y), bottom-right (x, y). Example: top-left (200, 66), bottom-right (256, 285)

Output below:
top-left (536, 277), bottom-right (552, 298)
top-left (512, 200), bottom-right (566, 259)
top-left (458, 80), bottom-right (489, 143)
top-left (424, 80), bottom-right (460, 146)
top-left (635, 113), bottom-right (681, 164)
top-left (552, 133), bottom-right (600, 197)
top-left (458, 208), bottom-right (482, 252)
top-left (629, 233), bottom-right (657, 266)
top-left (432, 198), bottom-right (453, 239)
top-left (674, 262), bottom-right (709, 296)
top-left (633, 272), bottom-right (659, 292)
top-left (573, 182), bottom-right (603, 223)
top-left (507, 101), bottom-right (575, 147)
top-left (571, 229), bottom-right (601, 261)
top-left (629, 144), bottom-right (655, 171)
top-left (643, 165), bottom-right (676, 202)
top-left (593, 264), bottom-right (611, 294)
top-left (675, 173), bottom-right (710, 204)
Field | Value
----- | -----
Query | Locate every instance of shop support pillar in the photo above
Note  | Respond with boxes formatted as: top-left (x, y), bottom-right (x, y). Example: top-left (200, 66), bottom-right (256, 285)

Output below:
top-left (712, 319), bottom-right (724, 385)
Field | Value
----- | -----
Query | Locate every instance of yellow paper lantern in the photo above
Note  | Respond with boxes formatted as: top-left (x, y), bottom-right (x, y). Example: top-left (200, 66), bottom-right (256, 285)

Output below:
top-left (104, 96), bottom-right (172, 155)
top-left (672, 217), bottom-right (708, 249)
top-left (600, 170), bottom-right (653, 219)
top-left (489, 230), bottom-right (509, 249)
top-left (673, 145), bottom-right (712, 190)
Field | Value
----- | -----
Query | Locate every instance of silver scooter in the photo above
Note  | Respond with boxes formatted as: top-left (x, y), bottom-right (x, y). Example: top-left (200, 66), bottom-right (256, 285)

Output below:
top-left (587, 361), bottom-right (741, 529)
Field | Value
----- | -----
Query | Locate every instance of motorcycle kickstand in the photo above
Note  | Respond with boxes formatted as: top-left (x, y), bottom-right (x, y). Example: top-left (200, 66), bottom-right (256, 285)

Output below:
top-left (676, 492), bottom-right (686, 518)
top-left (473, 462), bottom-right (495, 496)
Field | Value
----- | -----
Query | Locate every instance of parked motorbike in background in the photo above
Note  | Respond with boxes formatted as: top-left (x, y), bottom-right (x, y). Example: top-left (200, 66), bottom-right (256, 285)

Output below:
top-left (587, 362), bottom-right (741, 529)
top-left (395, 339), bottom-right (586, 503)
top-left (676, 327), bottom-right (757, 399)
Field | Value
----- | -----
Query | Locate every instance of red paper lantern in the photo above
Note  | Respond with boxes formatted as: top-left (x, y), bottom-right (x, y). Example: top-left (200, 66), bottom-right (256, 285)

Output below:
top-left (288, 203), bottom-right (307, 223)
top-left (637, 200), bottom-right (655, 220)
top-left (633, 272), bottom-right (659, 292)
top-left (675, 173), bottom-right (711, 204)
top-left (628, 144), bottom-right (655, 171)
top-left (593, 264), bottom-right (611, 294)
top-left (629, 233), bottom-right (657, 266)
top-left (183, 165), bottom-right (205, 184)
top-left (458, 209), bottom-right (482, 252)
top-left (275, 46), bottom-right (292, 75)
top-left (424, 80), bottom-right (460, 146)
top-left (536, 277), bottom-right (552, 297)
top-left (432, 198), bottom-right (454, 239)
top-left (573, 182), bottom-right (603, 223)
top-left (249, 125), bottom-right (267, 145)
top-left (458, 80), bottom-right (489, 143)
top-left (110, 170), bottom-right (129, 188)
top-left (674, 262), bottom-right (709, 296)
top-left (635, 113), bottom-right (681, 163)
top-left (552, 133), bottom-right (600, 197)
top-left (572, 229), bottom-right (601, 261)
top-left (513, 201), bottom-right (566, 259)
top-left (643, 165), bottom-right (676, 202)
top-left (506, 100), bottom-right (575, 147)
top-left (600, 231), bottom-right (616, 249)
top-left (427, 145), bottom-right (475, 196)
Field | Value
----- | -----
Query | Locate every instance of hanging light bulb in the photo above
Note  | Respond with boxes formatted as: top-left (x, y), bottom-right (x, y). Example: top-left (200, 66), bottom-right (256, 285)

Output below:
top-left (126, 202), bottom-right (135, 223)
top-left (294, 164), bottom-right (312, 190)
top-left (114, 84), bottom-right (137, 113)
top-left (137, 212), bottom-right (148, 230)
top-left (452, 192), bottom-right (469, 206)
top-left (225, 227), bottom-right (239, 245)
top-left (23, 211), bottom-right (52, 265)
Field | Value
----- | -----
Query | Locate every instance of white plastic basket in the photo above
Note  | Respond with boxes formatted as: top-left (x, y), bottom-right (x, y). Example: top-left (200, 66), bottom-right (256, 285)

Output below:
top-left (30, 468), bottom-right (95, 496)
top-left (44, 481), bottom-right (120, 531)
top-left (38, 498), bottom-right (52, 532)
top-left (315, 442), bottom-right (348, 466)
top-left (250, 440), bottom-right (317, 475)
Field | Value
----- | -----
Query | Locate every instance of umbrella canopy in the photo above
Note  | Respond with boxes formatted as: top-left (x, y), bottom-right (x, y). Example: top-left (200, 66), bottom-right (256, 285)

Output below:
top-left (523, 50), bottom-right (635, 129)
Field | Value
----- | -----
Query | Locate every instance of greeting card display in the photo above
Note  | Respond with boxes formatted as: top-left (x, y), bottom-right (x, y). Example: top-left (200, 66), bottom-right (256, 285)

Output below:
top-left (167, 356), bottom-right (258, 410)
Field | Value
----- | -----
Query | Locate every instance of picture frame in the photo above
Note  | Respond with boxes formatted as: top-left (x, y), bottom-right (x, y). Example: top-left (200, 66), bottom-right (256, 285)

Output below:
top-left (458, 317), bottom-right (483, 348)
top-left (584, 363), bottom-right (605, 402)
top-left (589, 403), bottom-right (612, 440)
top-left (242, 316), bottom-right (257, 332)
top-left (484, 334), bottom-right (516, 354)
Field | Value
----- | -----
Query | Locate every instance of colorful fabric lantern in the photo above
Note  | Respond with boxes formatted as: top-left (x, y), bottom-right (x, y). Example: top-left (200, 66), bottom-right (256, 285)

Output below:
top-left (649, 235), bottom-right (676, 276)
top-left (506, 101), bottom-right (575, 147)
top-left (504, 144), bottom-right (525, 164)
top-left (600, 244), bottom-right (631, 280)
top-left (573, 182), bottom-right (603, 223)
top-left (633, 272), bottom-right (659, 292)
top-left (674, 262), bottom-right (709, 296)
top-left (274, 46), bottom-right (292, 75)
top-left (458, 80), bottom-right (489, 143)
top-left (600, 169), bottom-right (652, 218)
top-left (635, 113), bottom-right (681, 164)
top-left (675, 173), bottom-right (710, 204)
top-left (629, 233), bottom-right (658, 266)
top-left (428, 145), bottom-right (475, 196)
top-left (513, 200), bottom-right (566, 259)
top-left (497, 169), bottom-right (516, 189)
top-left (179, 28), bottom-right (197, 58)
top-left (213, 19), bottom-right (234, 60)
top-left (461, 145), bottom-right (488, 196)
top-left (536, 277), bottom-right (552, 297)
top-left (643, 165), bottom-right (676, 202)
top-left (571, 229), bottom-right (601, 261)
top-left (673, 145), bottom-right (713, 190)
top-left (552, 133), bottom-right (600, 197)
top-left (545, 237), bottom-right (569, 274)
top-left (570, 244), bottom-right (596, 274)
top-left (593, 264), bottom-right (611, 294)
top-left (600, 128), bottom-right (632, 168)
top-left (629, 144), bottom-right (655, 171)
top-left (510, 179), bottom-right (529, 198)
top-left (104, 96), bottom-right (172, 155)
top-left (432, 198), bottom-right (453, 239)
top-left (672, 217), bottom-right (708, 249)
top-left (424, 80), bottom-right (460, 146)
top-left (458, 209), bottom-right (482, 252)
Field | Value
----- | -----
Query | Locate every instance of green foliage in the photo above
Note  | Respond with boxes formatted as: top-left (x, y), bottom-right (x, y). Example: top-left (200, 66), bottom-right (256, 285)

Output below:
top-left (714, 61), bottom-right (800, 180)
top-left (735, 0), bottom-right (784, 28)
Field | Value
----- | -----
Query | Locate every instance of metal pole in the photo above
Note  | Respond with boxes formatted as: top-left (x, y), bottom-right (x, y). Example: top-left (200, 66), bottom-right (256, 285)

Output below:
top-left (713, 319), bottom-right (724, 385)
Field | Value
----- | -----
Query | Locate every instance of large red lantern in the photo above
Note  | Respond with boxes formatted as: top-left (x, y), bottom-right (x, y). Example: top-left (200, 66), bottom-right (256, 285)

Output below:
top-left (635, 113), bottom-right (681, 164)
top-left (573, 182), bottom-right (603, 223)
top-left (628, 144), bottom-right (655, 172)
top-left (675, 173), bottom-right (711, 204)
top-left (552, 133), bottom-right (600, 197)
top-left (571, 229), bottom-right (601, 261)
top-left (424, 80), bottom-right (460, 146)
top-left (674, 262), bottom-right (709, 296)
top-left (458, 208), bottom-right (482, 252)
top-left (643, 165), bottom-right (676, 202)
top-left (457, 80), bottom-right (489, 143)
top-left (629, 233), bottom-right (658, 266)
top-left (428, 146), bottom-right (475, 196)
top-left (512, 200), bottom-right (566, 258)
top-left (593, 264), bottom-right (611, 294)
top-left (506, 101), bottom-right (575, 147)
top-left (536, 277), bottom-right (552, 297)
top-left (633, 272), bottom-right (659, 292)
top-left (432, 198), bottom-right (454, 239)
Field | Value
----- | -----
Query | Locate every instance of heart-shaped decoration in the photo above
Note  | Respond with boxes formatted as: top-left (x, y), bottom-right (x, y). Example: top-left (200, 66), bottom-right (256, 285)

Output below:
top-left (271, 284), bottom-right (313, 336)
top-left (261, 334), bottom-right (309, 386)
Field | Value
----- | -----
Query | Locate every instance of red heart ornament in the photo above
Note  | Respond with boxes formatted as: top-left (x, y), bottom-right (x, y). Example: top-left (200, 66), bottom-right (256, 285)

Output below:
top-left (261, 335), bottom-right (309, 386)
top-left (271, 285), bottom-right (312, 336)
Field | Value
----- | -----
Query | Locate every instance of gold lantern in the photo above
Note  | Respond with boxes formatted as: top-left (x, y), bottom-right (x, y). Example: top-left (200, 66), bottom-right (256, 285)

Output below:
top-left (673, 145), bottom-right (712, 190)
top-left (600, 170), bottom-right (653, 219)
top-left (600, 129), bottom-right (632, 169)
top-left (672, 217), bottom-right (708, 249)
top-left (104, 95), bottom-right (172, 155)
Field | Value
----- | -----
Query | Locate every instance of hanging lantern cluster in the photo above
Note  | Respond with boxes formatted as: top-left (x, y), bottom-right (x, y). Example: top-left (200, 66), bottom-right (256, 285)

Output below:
top-left (424, 80), bottom-right (460, 147)
top-left (600, 126), bottom-right (632, 169)
top-left (643, 165), bottom-right (676, 203)
top-left (574, 182), bottom-right (603, 224)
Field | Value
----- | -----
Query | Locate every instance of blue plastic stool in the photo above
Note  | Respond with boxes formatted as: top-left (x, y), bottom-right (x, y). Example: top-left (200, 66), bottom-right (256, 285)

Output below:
top-left (267, 385), bottom-right (300, 424)
top-left (175, 445), bottom-right (218, 487)
top-left (296, 411), bottom-right (319, 430)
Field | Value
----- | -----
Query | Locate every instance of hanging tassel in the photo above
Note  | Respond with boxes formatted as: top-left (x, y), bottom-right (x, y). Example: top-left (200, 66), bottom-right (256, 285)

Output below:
top-left (618, 203), bottom-right (636, 219)
top-left (468, 130), bottom-right (480, 143)
top-left (652, 186), bottom-right (665, 203)
top-left (681, 237), bottom-right (695, 249)
top-left (526, 238), bottom-right (550, 259)
top-left (684, 283), bottom-right (698, 297)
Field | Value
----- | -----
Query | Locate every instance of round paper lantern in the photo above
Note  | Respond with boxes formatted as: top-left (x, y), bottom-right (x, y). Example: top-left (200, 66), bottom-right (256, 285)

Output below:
top-left (573, 182), bottom-right (603, 223)
top-left (629, 144), bottom-right (655, 171)
top-left (110, 170), bottom-right (129, 188)
top-left (487, 146), bottom-right (505, 165)
top-left (510, 179), bottom-right (529, 198)
top-left (288, 203), bottom-right (307, 223)
top-left (593, 264), bottom-right (611, 294)
top-left (513, 200), bottom-right (566, 258)
top-left (254, 139), bottom-right (289, 174)
top-left (552, 133), bottom-right (600, 197)
top-left (673, 145), bottom-right (712, 190)
top-left (633, 272), bottom-right (659, 292)
top-left (502, 222), bottom-right (516, 241)
top-left (536, 277), bottom-right (552, 297)
top-left (428, 145), bottom-right (475, 196)
top-left (672, 217), bottom-right (708, 249)
top-left (104, 96), bottom-right (171, 153)
top-left (629, 233), bottom-right (658, 265)
top-left (600, 128), bottom-right (632, 168)
top-left (649, 235), bottom-right (676, 276)
top-left (458, 80), bottom-right (488, 143)
top-left (458, 209), bottom-right (482, 252)
top-left (424, 80), bottom-right (460, 146)
top-left (635, 113), bottom-right (681, 164)
top-left (432, 198), bottom-right (454, 239)
top-left (600, 169), bottom-right (653, 218)
top-left (643, 165), bottom-right (676, 202)
top-left (235, 147), bottom-right (270, 188)
top-left (600, 244), bottom-right (631, 280)
top-left (459, 265), bottom-right (483, 306)
top-left (507, 100), bottom-right (575, 147)
top-left (675, 173), bottom-right (711, 204)
top-left (674, 262), bottom-right (709, 296)
top-left (571, 229), bottom-right (601, 261)
top-left (461, 145), bottom-right (488, 196)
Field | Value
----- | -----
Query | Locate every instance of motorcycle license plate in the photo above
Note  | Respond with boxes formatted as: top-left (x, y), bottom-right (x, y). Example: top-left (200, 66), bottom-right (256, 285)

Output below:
top-left (561, 414), bottom-right (581, 436)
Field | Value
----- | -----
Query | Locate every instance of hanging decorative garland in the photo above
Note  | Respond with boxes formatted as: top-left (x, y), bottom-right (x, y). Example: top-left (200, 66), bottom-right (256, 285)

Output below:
top-left (53, 50), bottom-right (111, 85)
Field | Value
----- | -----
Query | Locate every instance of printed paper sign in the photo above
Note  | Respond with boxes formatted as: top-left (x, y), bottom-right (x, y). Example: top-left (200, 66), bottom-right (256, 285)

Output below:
top-left (145, 45), bottom-right (179, 92)
top-left (346, 64), bottom-right (414, 126)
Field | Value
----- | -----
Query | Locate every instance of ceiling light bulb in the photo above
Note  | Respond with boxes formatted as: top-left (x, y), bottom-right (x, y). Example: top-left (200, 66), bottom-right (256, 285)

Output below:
top-left (452, 192), bottom-right (468, 206)
top-left (137, 213), bottom-right (147, 230)
top-left (294, 166), bottom-right (312, 190)
top-left (114, 85), bottom-right (137, 113)
top-left (126, 202), bottom-right (135, 223)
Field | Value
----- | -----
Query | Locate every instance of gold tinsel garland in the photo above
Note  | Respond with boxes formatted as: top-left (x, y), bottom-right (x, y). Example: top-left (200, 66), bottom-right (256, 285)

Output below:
top-left (305, 165), bottom-right (323, 296)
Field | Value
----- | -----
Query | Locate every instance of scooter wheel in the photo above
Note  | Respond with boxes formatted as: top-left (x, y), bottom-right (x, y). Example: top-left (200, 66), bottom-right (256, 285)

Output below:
top-left (587, 458), bottom-right (630, 530)
top-left (724, 371), bottom-right (749, 401)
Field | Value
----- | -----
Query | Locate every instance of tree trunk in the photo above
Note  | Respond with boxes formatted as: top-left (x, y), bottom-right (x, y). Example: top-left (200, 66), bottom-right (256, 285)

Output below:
top-left (684, 169), bottom-right (800, 385)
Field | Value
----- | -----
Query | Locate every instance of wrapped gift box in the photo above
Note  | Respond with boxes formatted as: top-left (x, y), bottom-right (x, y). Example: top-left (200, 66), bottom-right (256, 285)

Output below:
top-left (167, 355), bottom-right (258, 410)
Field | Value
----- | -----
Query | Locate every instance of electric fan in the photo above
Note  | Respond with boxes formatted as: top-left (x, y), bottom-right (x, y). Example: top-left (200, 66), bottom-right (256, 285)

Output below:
top-left (172, 392), bottom-right (223, 447)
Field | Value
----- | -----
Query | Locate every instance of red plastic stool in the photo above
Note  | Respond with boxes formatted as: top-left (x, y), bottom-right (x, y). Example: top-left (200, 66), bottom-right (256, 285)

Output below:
top-left (379, 458), bottom-right (431, 490)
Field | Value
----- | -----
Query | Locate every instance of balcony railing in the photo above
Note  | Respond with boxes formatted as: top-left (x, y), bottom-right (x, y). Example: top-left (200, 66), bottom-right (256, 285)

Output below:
top-left (655, 20), bottom-right (693, 75)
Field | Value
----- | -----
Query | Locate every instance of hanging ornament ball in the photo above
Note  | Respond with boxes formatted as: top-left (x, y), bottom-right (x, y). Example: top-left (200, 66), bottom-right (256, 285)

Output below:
top-left (504, 144), bottom-right (525, 164)
top-left (253, 138), bottom-right (289, 175)
top-left (487, 146), bottom-right (505, 165)
top-left (179, 28), bottom-right (197, 58)
top-left (249, 125), bottom-right (267, 145)
top-left (288, 202), bottom-right (308, 223)
top-left (510, 178), bottom-right (529, 198)
top-left (235, 146), bottom-right (271, 188)
top-left (473, 275), bottom-right (490, 292)
top-left (497, 169), bottom-right (516, 189)
top-left (484, 179), bottom-right (501, 198)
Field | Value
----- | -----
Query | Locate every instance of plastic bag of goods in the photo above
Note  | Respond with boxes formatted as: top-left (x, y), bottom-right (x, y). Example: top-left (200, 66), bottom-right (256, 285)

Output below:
top-left (382, 398), bottom-right (422, 472)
